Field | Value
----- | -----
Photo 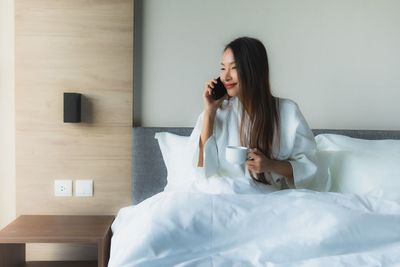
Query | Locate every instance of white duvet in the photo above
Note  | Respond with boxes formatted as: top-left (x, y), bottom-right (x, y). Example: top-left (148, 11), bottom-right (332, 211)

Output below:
top-left (109, 183), bottom-right (400, 267)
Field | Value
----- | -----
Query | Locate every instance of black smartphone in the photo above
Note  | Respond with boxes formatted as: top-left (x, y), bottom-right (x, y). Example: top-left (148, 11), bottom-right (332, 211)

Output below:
top-left (211, 77), bottom-right (227, 100)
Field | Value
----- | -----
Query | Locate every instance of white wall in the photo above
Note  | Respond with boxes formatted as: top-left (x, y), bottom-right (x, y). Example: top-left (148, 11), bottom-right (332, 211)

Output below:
top-left (0, 0), bottom-right (16, 228)
top-left (135, 0), bottom-right (400, 130)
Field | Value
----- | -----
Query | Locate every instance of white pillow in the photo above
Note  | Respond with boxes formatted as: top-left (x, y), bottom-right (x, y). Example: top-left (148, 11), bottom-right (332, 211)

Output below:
top-left (315, 134), bottom-right (400, 202)
top-left (316, 134), bottom-right (400, 153)
top-left (154, 132), bottom-right (196, 191)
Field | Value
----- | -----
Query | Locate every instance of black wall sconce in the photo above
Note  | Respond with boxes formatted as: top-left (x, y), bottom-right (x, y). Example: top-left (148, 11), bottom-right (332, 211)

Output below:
top-left (63, 93), bottom-right (81, 123)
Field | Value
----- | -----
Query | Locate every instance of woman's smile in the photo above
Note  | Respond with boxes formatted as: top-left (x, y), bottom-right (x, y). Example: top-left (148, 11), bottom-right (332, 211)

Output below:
top-left (224, 82), bottom-right (237, 90)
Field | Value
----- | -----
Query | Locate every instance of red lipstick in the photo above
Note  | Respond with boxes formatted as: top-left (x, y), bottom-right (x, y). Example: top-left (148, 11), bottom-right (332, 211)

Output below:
top-left (224, 83), bottom-right (236, 89)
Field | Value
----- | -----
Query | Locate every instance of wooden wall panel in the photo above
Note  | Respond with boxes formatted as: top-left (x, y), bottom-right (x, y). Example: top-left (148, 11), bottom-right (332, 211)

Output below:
top-left (15, 0), bottom-right (133, 260)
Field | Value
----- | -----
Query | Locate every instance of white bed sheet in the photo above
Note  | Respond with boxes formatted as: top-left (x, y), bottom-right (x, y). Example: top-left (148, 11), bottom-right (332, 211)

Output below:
top-left (109, 187), bottom-right (400, 267)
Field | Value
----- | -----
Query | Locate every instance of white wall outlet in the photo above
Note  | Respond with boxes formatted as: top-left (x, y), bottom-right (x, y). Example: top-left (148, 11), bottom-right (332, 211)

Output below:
top-left (75, 180), bottom-right (93, 197)
top-left (54, 180), bottom-right (72, 197)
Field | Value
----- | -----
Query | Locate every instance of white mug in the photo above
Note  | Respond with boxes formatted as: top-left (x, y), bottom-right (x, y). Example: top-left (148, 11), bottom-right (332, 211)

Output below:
top-left (225, 145), bottom-right (249, 165)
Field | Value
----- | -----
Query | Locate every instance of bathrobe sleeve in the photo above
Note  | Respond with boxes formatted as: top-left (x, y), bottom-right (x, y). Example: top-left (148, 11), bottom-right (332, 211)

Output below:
top-left (269, 101), bottom-right (318, 189)
top-left (188, 111), bottom-right (219, 178)
top-left (286, 104), bottom-right (318, 189)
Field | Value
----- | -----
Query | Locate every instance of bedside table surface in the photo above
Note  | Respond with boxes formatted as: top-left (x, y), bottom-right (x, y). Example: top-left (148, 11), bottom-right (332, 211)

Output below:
top-left (0, 215), bottom-right (115, 244)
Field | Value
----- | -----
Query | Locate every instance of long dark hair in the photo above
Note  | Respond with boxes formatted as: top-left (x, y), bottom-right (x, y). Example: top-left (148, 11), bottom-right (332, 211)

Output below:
top-left (225, 37), bottom-right (280, 185)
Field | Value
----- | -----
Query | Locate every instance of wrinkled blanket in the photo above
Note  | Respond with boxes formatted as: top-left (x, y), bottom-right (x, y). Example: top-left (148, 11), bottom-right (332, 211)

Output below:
top-left (109, 189), bottom-right (400, 267)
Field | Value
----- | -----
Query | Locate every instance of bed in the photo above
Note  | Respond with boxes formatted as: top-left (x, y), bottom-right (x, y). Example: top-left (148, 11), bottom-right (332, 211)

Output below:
top-left (109, 127), bottom-right (400, 267)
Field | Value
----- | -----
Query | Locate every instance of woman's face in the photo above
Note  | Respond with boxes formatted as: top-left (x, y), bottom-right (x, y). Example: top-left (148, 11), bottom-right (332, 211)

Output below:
top-left (220, 48), bottom-right (240, 97)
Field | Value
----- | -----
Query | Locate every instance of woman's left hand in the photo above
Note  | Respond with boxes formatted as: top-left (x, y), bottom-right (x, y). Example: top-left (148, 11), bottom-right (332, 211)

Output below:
top-left (246, 148), bottom-right (271, 174)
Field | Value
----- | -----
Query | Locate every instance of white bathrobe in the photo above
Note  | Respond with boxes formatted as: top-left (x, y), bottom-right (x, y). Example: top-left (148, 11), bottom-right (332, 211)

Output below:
top-left (189, 97), bottom-right (329, 191)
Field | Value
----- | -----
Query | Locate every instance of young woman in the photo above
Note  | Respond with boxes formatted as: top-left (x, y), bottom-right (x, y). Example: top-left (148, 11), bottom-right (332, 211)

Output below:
top-left (191, 36), bottom-right (321, 190)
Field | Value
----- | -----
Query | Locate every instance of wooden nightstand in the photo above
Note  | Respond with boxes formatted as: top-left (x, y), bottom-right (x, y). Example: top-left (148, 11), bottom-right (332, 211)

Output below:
top-left (0, 215), bottom-right (115, 267)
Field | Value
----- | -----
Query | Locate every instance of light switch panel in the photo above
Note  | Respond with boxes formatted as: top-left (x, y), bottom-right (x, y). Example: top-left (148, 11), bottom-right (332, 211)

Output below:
top-left (75, 180), bottom-right (93, 197)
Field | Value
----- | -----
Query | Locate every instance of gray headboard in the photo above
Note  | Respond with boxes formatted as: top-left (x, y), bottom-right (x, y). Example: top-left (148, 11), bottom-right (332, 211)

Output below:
top-left (132, 127), bottom-right (400, 204)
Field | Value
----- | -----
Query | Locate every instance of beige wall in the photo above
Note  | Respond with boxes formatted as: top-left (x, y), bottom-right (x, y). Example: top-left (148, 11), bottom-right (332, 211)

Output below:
top-left (0, 0), bottom-right (16, 229)
top-left (136, 0), bottom-right (400, 130)
top-left (14, 0), bottom-right (133, 260)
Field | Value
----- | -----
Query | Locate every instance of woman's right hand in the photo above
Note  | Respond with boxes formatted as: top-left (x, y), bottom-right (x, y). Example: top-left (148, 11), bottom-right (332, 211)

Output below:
top-left (203, 78), bottom-right (227, 114)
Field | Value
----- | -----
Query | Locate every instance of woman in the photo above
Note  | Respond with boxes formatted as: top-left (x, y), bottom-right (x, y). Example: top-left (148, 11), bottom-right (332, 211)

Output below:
top-left (191, 36), bottom-right (324, 190)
